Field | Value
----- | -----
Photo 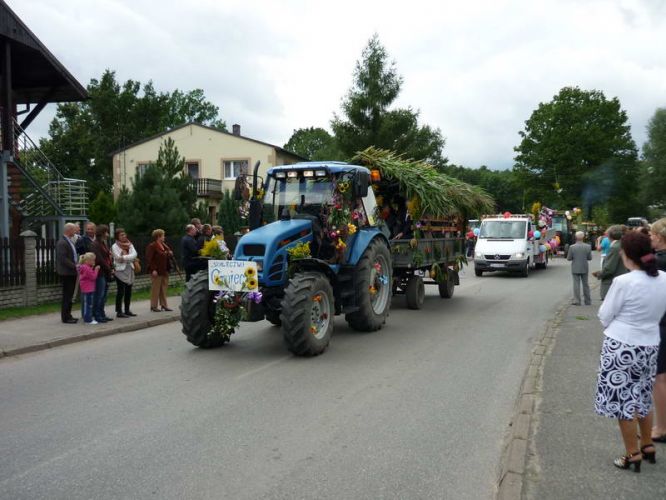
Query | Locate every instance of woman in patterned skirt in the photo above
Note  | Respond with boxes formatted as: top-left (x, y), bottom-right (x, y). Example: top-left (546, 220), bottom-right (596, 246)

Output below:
top-left (595, 231), bottom-right (666, 472)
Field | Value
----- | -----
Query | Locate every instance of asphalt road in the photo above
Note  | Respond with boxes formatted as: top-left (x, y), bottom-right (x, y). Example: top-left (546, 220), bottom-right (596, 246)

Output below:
top-left (0, 257), bottom-right (574, 500)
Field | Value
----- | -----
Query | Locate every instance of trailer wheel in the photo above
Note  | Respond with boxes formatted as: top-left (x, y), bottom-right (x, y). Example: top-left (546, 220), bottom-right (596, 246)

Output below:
top-left (439, 272), bottom-right (456, 298)
top-left (406, 276), bottom-right (425, 309)
top-left (346, 239), bottom-right (392, 332)
top-left (181, 271), bottom-right (227, 348)
top-left (281, 272), bottom-right (334, 356)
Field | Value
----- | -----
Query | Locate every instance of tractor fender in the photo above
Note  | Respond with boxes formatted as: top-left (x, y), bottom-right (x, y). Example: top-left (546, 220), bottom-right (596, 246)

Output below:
top-left (346, 228), bottom-right (389, 267)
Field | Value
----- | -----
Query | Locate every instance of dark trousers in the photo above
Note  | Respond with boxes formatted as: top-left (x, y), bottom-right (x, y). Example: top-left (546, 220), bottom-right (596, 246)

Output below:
top-left (115, 277), bottom-right (133, 313)
top-left (61, 275), bottom-right (77, 322)
top-left (93, 275), bottom-right (109, 321)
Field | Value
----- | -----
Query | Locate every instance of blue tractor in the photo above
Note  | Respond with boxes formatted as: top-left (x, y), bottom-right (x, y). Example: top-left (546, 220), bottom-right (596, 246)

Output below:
top-left (180, 162), bottom-right (392, 356)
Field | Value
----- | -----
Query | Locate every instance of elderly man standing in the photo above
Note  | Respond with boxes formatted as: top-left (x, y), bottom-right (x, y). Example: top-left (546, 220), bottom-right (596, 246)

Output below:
top-left (567, 231), bottom-right (592, 306)
top-left (181, 224), bottom-right (203, 282)
top-left (56, 223), bottom-right (79, 323)
top-left (593, 225), bottom-right (627, 300)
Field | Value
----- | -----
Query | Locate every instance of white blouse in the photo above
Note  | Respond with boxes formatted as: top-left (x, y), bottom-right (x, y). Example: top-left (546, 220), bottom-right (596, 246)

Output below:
top-left (598, 270), bottom-right (666, 346)
top-left (111, 243), bottom-right (137, 271)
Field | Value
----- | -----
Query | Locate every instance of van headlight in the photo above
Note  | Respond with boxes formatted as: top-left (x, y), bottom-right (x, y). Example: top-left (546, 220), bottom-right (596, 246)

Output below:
top-left (475, 251), bottom-right (484, 259)
top-left (514, 252), bottom-right (524, 259)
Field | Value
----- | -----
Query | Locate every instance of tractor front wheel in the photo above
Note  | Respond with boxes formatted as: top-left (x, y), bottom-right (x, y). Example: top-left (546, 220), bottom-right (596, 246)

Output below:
top-left (181, 271), bottom-right (227, 348)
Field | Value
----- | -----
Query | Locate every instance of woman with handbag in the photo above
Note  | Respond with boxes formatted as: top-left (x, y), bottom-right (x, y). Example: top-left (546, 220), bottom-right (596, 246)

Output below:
top-left (146, 228), bottom-right (173, 312)
top-left (112, 228), bottom-right (138, 318)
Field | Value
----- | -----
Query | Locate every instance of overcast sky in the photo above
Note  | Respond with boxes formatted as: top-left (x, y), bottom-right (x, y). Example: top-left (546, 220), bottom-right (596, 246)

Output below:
top-left (12, 0), bottom-right (666, 169)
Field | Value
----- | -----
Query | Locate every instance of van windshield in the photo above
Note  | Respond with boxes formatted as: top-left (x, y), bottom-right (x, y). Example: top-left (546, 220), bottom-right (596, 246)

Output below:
top-left (479, 220), bottom-right (527, 239)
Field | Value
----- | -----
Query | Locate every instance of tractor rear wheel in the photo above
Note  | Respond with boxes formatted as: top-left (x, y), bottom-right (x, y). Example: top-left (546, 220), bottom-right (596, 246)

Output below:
top-left (346, 239), bottom-right (392, 332)
top-left (181, 271), bottom-right (227, 348)
top-left (281, 272), bottom-right (334, 356)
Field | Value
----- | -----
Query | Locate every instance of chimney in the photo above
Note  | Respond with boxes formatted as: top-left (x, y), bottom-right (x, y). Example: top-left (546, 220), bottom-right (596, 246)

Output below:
top-left (232, 124), bottom-right (241, 136)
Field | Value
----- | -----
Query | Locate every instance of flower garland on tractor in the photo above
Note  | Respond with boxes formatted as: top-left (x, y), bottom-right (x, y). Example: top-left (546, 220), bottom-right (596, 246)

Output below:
top-left (208, 266), bottom-right (262, 342)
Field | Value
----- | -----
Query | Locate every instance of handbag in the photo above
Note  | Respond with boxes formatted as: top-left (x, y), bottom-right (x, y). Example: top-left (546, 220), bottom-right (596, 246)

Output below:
top-left (133, 257), bottom-right (142, 274)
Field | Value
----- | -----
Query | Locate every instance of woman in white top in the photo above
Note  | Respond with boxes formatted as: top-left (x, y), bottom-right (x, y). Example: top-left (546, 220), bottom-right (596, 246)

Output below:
top-left (111, 228), bottom-right (138, 318)
top-left (594, 231), bottom-right (666, 472)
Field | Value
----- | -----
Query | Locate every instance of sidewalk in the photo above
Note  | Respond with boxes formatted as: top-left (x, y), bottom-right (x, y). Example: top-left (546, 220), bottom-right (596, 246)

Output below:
top-left (523, 296), bottom-right (666, 498)
top-left (0, 296), bottom-right (181, 358)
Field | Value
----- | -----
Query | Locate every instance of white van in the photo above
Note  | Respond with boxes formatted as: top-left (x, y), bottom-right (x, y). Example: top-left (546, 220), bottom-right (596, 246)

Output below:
top-left (473, 214), bottom-right (550, 278)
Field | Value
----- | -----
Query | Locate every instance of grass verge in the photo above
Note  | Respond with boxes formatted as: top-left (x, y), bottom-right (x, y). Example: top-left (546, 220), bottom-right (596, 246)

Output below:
top-left (0, 284), bottom-right (184, 321)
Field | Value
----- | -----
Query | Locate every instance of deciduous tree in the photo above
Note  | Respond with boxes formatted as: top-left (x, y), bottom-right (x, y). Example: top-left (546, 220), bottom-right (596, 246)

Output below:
top-left (40, 70), bottom-right (226, 199)
top-left (513, 86), bottom-right (638, 218)
top-left (284, 127), bottom-right (343, 160)
top-left (640, 107), bottom-right (666, 214)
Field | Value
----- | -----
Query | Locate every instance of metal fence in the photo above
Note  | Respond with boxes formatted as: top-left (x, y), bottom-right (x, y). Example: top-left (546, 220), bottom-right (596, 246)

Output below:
top-left (0, 235), bottom-right (185, 289)
top-left (0, 237), bottom-right (25, 287)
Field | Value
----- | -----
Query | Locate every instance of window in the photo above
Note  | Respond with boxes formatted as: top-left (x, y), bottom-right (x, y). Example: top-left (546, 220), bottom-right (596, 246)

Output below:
top-left (186, 162), bottom-right (199, 179)
top-left (136, 162), bottom-right (153, 178)
top-left (223, 160), bottom-right (249, 180)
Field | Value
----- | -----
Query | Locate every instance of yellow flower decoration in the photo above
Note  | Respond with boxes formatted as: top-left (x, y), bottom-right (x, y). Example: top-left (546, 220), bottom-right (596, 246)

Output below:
top-left (246, 277), bottom-right (258, 290)
top-left (337, 181), bottom-right (350, 193)
top-left (335, 239), bottom-right (347, 250)
top-left (244, 267), bottom-right (256, 278)
top-left (347, 223), bottom-right (357, 235)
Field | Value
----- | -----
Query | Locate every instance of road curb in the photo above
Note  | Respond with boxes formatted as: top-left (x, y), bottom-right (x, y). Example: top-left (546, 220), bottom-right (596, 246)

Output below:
top-left (0, 314), bottom-right (180, 358)
top-left (496, 301), bottom-right (567, 500)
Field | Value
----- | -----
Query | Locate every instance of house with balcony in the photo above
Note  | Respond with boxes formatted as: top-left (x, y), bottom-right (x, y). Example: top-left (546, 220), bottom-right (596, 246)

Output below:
top-left (111, 123), bottom-right (306, 221)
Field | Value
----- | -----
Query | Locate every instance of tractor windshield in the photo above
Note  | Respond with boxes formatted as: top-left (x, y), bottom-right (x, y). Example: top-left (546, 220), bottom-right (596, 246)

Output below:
top-left (263, 175), bottom-right (335, 220)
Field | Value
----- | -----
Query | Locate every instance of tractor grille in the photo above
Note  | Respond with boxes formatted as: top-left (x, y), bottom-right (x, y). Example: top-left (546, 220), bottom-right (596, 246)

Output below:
top-left (242, 244), bottom-right (265, 256)
top-left (267, 254), bottom-right (286, 282)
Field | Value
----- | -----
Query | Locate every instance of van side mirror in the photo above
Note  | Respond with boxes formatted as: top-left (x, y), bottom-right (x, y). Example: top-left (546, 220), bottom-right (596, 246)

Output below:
top-left (354, 171), bottom-right (369, 198)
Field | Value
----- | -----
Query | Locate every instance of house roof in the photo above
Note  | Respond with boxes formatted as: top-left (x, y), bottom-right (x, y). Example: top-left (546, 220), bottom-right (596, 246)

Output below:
top-left (0, 0), bottom-right (88, 104)
top-left (110, 122), bottom-right (308, 160)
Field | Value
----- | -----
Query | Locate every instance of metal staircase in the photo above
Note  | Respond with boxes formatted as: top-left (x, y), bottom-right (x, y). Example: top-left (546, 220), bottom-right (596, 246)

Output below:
top-left (10, 119), bottom-right (87, 223)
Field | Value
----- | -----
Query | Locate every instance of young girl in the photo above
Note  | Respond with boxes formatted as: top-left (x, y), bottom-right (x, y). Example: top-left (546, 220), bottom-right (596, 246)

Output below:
top-left (79, 252), bottom-right (100, 324)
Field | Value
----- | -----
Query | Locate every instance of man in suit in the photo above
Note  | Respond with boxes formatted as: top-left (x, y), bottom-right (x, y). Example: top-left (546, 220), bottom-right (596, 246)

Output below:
top-left (567, 231), bottom-right (592, 305)
top-left (593, 225), bottom-right (627, 299)
top-left (56, 223), bottom-right (80, 323)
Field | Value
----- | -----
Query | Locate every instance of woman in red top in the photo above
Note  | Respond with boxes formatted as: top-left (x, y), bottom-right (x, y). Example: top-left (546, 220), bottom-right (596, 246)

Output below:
top-left (146, 228), bottom-right (173, 312)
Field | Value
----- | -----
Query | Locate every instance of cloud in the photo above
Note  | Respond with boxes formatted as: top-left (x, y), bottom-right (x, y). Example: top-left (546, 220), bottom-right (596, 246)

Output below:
top-left (10, 0), bottom-right (666, 169)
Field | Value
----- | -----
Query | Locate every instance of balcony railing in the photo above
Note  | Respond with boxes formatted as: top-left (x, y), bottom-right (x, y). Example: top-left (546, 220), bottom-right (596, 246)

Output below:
top-left (195, 178), bottom-right (223, 198)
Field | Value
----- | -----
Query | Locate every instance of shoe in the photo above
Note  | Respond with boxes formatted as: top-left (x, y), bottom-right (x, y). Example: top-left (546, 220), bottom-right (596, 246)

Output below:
top-left (641, 444), bottom-right (656, 464)
top-left (116, 312), bottom-right (129, 318)
top-left (103, 316), bottom-right (114, 322)
top-left (652, 434), bottom-right (666, 443)
top-left (85, 320), bottom-right (99, 325)
top-left (584, 302), bottom-right (591, 306)
top-left (571, 302), bottom-right (581, 306)
top-left (63, 318), bottom-right (78, 324)
top-left (151, 307), bottom-right (162, 312)
top-left (613, 451), bottom-right (642, 472)
top-left (97, 318), bottom-right (108, 323)
top-left (125, 311), bottom-right (137, 317)
top-left (161, 307), bottom-right (173, 312)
